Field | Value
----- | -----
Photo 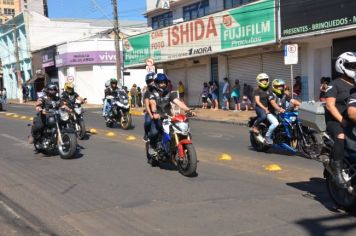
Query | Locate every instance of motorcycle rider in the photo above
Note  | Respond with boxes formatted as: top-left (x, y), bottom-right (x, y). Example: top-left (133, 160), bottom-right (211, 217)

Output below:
top-left (143, 72), bottom-right (157, 141)
top-left (61, 82), bottom-right (86, 107)
top-left (148, 73), bottom-right (194, 155)
top-left (325, 52), bottom-right (356, 187)
top-left (103, 78), bottom-right (120, 116)
top-left (251, 73), bottom-right (284, 145)
top-left (28, 84), bottom-right (65, 144)
top-left (272, 79), bottom-right (301, 110)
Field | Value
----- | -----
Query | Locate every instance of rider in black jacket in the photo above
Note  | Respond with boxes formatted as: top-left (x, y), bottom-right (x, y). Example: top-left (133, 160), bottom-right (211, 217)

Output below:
top-left (325, 52), bottom-right (356, 187)
top-left (61, 82), bottom-right (86, 108)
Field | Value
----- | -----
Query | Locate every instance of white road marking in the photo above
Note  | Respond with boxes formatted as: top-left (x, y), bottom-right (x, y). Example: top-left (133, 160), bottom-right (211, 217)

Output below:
top-left (0, 133), bottom-right (32, 148)
top-left (0, 201), bottom-right (21, 219)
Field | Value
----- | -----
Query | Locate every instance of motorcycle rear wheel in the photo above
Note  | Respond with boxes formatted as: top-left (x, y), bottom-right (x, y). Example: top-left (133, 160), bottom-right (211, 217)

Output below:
top-left (250, 133), bottom-right (269, 152)
top-left (178, 144), bottom-right (197, 177)
top-left (326, 171), bottom-right (356, 212)
top-left (58, 133), bottom-right (77, 159)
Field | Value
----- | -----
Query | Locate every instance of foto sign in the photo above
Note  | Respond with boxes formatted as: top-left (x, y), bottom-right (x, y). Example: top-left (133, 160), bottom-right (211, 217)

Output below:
top-left (284, 44), bottom-right (298, 65)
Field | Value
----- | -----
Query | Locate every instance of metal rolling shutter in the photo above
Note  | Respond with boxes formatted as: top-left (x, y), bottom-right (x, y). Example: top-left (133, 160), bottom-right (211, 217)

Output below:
top-left (228, 54), bottom-right (262, 89)
top-left (166, 68), bottom-right (185, 91)
top-left (187, 65), bottom-right (208, 106)
top-left (262, 51), bottom-right (302, 88)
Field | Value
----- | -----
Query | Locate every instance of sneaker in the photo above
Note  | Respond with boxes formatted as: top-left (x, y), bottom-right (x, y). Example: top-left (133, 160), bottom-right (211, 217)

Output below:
top-left (264, 136), bottom-right (273, 145)
top-left (28, 135), bottom-right (34, 144)
top-left (143, 134), bottom-right (149, 142)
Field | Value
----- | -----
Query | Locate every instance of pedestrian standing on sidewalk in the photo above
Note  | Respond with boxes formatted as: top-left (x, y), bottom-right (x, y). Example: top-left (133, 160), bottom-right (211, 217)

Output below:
top-left (231, 79), bottom-right (241, 112)
top-left (293, 76), bottom-right (302, 100)
top-left (178, 81), bottom-right (185, 102)
top-left (210, 81), bottom-right (219, 110)
top-left (222, 77), bottom-right (230, 110)
top-left (137, 86), bottom-right (142, 107)
top-left (200, 82), bottom-right (209, 109)
top-left (130, 84), bottom-right (138, 108)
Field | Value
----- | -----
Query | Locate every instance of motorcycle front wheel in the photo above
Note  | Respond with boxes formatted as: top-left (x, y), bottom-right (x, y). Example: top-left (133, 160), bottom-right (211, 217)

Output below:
top-left (58, 132), bottom-right (77, 159)
top-left (77, 119), bottom-right (86, 140)
top-left (326, 171), bottom-right (356, 212)
top-left (298, 127), bottom-right (322, 159)
top-left (178, 144), bottom-right (197, 177)
top-left (120, 113), bottom-right (132, 130)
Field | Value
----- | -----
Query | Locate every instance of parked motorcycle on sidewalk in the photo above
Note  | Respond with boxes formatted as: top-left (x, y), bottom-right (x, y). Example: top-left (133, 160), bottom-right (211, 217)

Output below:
top-left (145, 113), bottom-right (198, 177)
top-left (70, 98), bottom-right (87, 140)
top-left (248, 109), bottom-right (321, 158)
top-left (34, 108), bottom-right (78, 159)
top-left (104, 90), bottom-right (132, 130)
top-left (299, 101), bottom-right (356, 212)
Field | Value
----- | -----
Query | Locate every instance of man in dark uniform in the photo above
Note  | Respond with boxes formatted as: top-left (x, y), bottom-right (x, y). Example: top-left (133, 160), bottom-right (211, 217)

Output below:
top-left (325, 52), bottom-right (356, 187)
top-left (28, 84), bottom-right (61, 144)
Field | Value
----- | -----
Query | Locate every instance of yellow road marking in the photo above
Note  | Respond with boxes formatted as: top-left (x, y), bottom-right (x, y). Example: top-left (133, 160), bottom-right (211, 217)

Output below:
top-left (106, 132), bottom-right (116, 137)
top-left (218, 153), bottom-right (232, 161)
top-left (126, 135), bottom-right (136, 141)
top-left (265, 164), bottom-right (282, 172)
top-left (89, 128), bottom-right (97, 134)
top-left (20, 116), bottom-right (27, 119)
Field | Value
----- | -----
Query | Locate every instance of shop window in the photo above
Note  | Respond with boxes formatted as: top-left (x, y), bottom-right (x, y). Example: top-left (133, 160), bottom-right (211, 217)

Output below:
top-left (183, 0), bottom-right (209, 21)
top-left (152, 11), bottom-right (173, 29)
top-left (224, 0), bottom-right (258, 9)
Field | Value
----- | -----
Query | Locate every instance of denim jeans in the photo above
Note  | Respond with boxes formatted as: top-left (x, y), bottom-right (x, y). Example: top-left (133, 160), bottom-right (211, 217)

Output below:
top-left (149, 119), bottom-right (162, 148)
top-left (254, 106), bottom-right (267, 127)
top-left (102, 99), bottom-right (112, 116)
top-left (144, 113), bottom-right (152, 135)
top-left (266, 114), bottom-right (279, 138)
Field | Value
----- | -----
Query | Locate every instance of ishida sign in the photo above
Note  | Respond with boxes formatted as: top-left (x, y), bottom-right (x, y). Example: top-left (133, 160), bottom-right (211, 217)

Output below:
top-left (124, 0), bottom-right (275, 67)
top-left (281, 0), bottom-right (356, 38)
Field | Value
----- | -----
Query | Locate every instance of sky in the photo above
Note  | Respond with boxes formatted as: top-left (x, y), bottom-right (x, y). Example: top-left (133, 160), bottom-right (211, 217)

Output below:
top-left (47, 0), bottom-right (147, 21)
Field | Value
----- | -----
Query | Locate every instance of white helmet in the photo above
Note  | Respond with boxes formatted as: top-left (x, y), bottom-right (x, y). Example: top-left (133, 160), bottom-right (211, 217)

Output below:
top-left (335, 52), bottom-right (356, 81)
top-left (256, 73), bottom-right (270, 89)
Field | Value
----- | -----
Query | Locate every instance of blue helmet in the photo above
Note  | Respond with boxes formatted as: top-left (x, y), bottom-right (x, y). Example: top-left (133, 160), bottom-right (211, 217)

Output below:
top-left (155, 73), bottom-right (168, 83)
top-left (145, 72), bottom-right (156, 84)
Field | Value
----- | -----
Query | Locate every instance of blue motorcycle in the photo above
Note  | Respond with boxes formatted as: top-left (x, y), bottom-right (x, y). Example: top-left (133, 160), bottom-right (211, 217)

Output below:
top-left (248, 110), bottom-right (321, 158)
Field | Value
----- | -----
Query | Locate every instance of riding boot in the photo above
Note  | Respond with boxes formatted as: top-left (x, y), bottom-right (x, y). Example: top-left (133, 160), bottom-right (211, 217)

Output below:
top-left (331, 160), bottom-right (347, 188)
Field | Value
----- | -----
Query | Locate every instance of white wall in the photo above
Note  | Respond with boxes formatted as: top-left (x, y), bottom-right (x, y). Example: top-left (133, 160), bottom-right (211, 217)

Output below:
top-left (27, 11), bottom-right (110, 51)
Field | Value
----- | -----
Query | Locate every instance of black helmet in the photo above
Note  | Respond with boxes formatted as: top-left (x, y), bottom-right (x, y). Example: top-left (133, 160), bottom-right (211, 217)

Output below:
top-left (145, 72), bottom-right (156, 84)
top-left (46, 83), bottom-right (58, 97)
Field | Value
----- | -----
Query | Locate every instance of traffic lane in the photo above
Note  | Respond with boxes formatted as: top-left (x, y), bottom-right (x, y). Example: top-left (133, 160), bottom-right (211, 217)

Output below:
top-left (1, 117), bottom-right (355, 235)
top-left (1, 105), bottom-right (323, 181)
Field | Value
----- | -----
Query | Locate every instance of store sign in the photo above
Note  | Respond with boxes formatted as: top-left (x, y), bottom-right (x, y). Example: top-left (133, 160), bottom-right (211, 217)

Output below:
top-left (281, 0), bottom-right (356, 38)
top-left (124, 0), bottom-right (275, 67)
top-left (42, 50), bottom-right (55, 68)
top-left (284, 44), bottom-right (298, 65)
top-left (56, 51), bottom-right (123, 67)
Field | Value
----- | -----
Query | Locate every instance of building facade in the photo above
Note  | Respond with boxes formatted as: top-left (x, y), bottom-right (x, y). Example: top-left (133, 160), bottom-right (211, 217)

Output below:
top-left (0, 0), bottom-right (48, 24)
top-left (0, 11), bottom-right (112, 99)
top-left (124, 0), bottom-right (356, 106)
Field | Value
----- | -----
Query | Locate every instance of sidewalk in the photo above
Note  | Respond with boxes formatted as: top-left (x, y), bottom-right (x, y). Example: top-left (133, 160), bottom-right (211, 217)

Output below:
top-left (7, 100), bottom-right (252, 125)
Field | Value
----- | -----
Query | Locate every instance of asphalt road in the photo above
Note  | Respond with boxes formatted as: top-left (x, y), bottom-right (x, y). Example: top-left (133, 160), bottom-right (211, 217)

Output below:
top-left (0, 104), bottom-right (355, 236)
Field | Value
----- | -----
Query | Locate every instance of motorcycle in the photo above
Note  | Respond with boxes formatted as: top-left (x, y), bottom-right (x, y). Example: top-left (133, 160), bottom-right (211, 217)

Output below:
top-left (299, 101), bottom-right (356, 212)
top-left (34, 107), bottom-right (77, 159)
top-left (104, 90), bottom-right (132, 129)
top-left (248, 110), bottom-right (321, 158)
top-left (145, 113), bottom-right (198, 177)
top-left (70, 98), bottom-right (87, 140)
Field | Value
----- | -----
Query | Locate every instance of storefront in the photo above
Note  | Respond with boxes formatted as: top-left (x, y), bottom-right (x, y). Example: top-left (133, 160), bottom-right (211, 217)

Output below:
top-left (280, 0), bottom-right (356, 100)
top-left (125, 0), bottom-right (280, 106)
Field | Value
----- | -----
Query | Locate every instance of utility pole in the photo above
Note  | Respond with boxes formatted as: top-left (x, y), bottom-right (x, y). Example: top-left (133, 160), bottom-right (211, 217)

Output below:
top-left (112, 0), bottom-right (122, 85)
top-left (12, 16), bottom-right (23, 103)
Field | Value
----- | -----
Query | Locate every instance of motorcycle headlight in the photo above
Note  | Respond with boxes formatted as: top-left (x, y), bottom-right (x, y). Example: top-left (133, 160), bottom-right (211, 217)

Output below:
top-left (74, 107), bottom-right (82, 115)
top-left (59, 109), bottom-right (69, 121)
top-left (174, 122), bottom-right (189, 135)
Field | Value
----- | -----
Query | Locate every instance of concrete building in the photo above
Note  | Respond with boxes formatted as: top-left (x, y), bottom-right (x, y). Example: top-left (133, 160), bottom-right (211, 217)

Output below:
top-left (0, 0), bottom-right (47, 24)
top-left (125, 0), bottom-right (356, 106)
top-left (0, 11), bottom-right (112, 99)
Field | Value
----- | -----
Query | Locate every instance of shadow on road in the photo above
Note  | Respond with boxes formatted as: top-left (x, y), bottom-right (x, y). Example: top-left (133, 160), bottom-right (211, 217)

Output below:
top-left (288, 177), bottom-right (356, 235)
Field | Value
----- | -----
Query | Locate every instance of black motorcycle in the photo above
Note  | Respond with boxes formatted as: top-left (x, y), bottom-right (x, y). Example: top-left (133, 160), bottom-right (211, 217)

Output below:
top-left (70, 99), bottom-right (87, 140)
top-left (104, 90), bottom-right (132, 129)
top-left (34, 108), bottom-right (77, 159)
top-left (317, 132), bottom-right (356, 212)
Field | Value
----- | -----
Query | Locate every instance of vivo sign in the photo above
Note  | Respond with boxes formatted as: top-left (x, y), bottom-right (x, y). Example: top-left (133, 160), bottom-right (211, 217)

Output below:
top-left (56, 51), bottom-right (123, 67)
